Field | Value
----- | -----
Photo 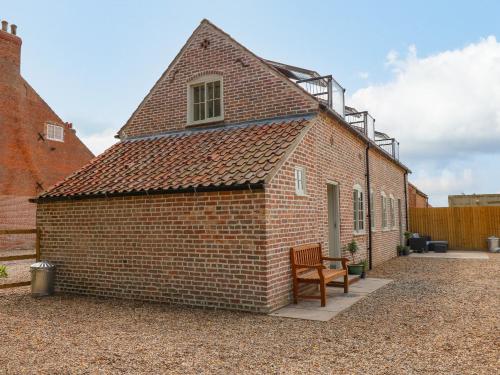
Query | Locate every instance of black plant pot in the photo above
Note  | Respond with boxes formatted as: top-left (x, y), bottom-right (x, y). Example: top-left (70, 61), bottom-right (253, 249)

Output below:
top-left (360, 271), bottom-right (366, 279)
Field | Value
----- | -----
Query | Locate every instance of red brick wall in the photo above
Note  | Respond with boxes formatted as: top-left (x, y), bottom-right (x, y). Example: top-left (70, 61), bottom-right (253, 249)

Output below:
top-left (264, 112), bottom-right (407, 307)
top-left (0, 27), bottom-right (94, 222)
top-left (119, 21), bottom-right (317, 138)
top-left (0, 195), bottom-right (36, 252)
top-left (408, 184), bottom-right (429, 208)
top-left (37, 191), bottom-right (270, 312)
top-left (369, 149), bottom-right (407, 266)
top-left (0, 195), bottom-right (35, 229)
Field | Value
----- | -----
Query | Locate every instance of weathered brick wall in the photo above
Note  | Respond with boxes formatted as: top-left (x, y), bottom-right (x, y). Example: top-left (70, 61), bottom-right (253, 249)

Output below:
top-left (119, 20), bottom-right (317, 138)
top-left (369, 148), bottom-right (407, 266)
top-left (37, 190), bottom-right (270, 312)
top-left (0, 195), bottom-right (36, 252)
top-left (0, 26), bottom-right (94, 228)
top-left (0, 27), bottom-right (94, 197)
top-left (0, 195), bottom-right (35, 229)
top-left (264, 112), bottom-right (407, 307)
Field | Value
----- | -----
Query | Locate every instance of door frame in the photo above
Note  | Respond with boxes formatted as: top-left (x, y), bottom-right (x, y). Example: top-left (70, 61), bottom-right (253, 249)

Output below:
top-left (327, 181), bottom-right (341, 259)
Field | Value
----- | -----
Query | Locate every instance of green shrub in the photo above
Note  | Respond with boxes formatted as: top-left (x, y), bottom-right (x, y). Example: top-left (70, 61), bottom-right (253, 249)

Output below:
top-left (0, 265), bottom-right (7, 278)
top-left (344, 240), bottom-right (359, 263)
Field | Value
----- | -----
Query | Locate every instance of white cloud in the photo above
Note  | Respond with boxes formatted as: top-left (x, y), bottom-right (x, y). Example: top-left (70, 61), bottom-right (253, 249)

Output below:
top-left (80, 128), bottom-right (118, 155)
top-left (348, 36), bottom-right (500, 206)
top-left (357, 71), bottom-right (369, 79)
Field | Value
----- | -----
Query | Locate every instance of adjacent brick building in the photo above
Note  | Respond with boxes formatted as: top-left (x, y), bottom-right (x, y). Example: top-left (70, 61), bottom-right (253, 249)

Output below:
top-left (37, 20), bottom-right (411, 312)
top-left (408, 182), bottom-right (430, 208)
top-left (0, 20), bottom-right (93, 231)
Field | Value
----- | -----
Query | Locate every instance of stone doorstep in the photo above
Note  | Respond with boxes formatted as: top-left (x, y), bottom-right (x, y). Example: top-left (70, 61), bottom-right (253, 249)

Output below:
top-left (269, 277), bottom-right (393, 322)
top-left (409, 251), bottom-right (490, 260)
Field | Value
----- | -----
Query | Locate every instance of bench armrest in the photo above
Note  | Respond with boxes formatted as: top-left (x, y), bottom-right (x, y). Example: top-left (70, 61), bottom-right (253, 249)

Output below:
top-left (321, 257), bottom-right (349, 269)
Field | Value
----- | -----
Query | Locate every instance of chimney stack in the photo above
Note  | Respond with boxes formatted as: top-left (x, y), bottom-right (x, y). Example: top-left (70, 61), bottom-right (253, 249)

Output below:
top-left (0, 19), bottom-right (22, 78)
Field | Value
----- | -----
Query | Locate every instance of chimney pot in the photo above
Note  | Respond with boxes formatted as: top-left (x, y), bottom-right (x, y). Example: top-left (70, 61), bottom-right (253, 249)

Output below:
top-left (10, 24), bottom-right (17, 35)
top-left (1, 20), bottom-right (8, 32)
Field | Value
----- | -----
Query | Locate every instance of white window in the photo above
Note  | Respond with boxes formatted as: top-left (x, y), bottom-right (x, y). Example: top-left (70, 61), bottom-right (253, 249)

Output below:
top-left (353, 184), bottom-right (364, 233)
top-left (187, 75), bottom-right (223, 125)
top-left (294, 166), bottom-right (306, 196)
top-left (389, 195), bottom-right (396, 229)
top-left (370, 189), bottom-right (375, 230)
top-left (46, 123), bottom-right (64, 142)
top-left (381, 192), bottom-right (388, 229)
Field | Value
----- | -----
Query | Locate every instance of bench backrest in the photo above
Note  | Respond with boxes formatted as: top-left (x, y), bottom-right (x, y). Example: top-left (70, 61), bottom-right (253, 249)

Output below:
top-left (290, 243), bottom-right (323, 275)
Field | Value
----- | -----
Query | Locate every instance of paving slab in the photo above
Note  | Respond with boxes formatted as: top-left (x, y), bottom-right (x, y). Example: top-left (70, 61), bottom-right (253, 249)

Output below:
top-left (269, 277), bottom-right (392, 321)
top-left (409, 251), bottom-right (489, 260)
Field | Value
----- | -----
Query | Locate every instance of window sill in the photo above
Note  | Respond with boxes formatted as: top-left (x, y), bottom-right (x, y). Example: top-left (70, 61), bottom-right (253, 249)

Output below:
top-left (46, 137), bottom-right (64, 142)
top-left (187, 116), bottom-right (224, 127)
top-left (353, 231), bottom-right (366, 236)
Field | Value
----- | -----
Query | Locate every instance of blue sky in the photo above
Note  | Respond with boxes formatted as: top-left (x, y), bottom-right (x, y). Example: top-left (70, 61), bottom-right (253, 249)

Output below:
top-left (2, 0), bottom-right (500, 206)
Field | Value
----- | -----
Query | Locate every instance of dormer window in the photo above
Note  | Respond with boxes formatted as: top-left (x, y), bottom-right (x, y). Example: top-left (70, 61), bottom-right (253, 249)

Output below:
top-left (187, 75), bottom-right (223, 125)
top-left (46, 123), bottom-right (64, 142)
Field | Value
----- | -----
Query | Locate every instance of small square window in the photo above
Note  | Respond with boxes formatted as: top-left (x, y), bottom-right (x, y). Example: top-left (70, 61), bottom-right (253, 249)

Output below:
top-left (46, 123), bottom-right (64, 142)
top-left (294, 167), bottom-right (306, 196)
top-left (188, 76), bottom-right (223, 125)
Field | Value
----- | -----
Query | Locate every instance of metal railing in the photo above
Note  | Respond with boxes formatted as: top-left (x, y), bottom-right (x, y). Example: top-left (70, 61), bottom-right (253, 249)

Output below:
top-left (345, 111), bottom-right (375, 140)
top-left (375, 138), bottom-right (400, 160)
top-left (296, 75), bottom-right (345, 117)
top-left (295, 75), bottom-right (399, 161)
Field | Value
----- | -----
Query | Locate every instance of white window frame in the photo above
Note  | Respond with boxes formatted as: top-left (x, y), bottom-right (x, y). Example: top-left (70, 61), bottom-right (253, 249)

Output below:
top-left (370, 188), bottom-right (375, 231)
top-left (353, 184), bottom-right (365, 234)
top-left (294, 166), bottom-right (306, 196)
top-left (46, 123), bottom-right (64, 142)
top-left (187, 75), bottom-right (224, 126)
top-left (389, 194), bottom-right (396, 229)
top-left (381, 191), bottom-right (388, 230)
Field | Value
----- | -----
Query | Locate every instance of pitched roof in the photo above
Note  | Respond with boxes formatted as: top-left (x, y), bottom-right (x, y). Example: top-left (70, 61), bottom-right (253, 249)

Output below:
top-left (38, 118), bottom-right (309, 200)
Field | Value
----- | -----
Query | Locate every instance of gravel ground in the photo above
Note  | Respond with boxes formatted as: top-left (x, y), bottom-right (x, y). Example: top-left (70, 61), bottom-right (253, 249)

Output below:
top-left (1, 254), bottom-right (498, 374)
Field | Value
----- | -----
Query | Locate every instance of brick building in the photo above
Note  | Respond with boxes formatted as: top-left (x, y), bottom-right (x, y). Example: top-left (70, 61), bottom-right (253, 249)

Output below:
top-left (408, 182), bottom-right (430, 208)
top-left (0, 20), bottom-right (93, 230)
top-left (36, 20), bottom-right (410, 312)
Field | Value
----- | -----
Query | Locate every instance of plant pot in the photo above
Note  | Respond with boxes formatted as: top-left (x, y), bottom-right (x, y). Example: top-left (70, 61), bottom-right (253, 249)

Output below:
top-left (360, 271), bottom-right (366, 279)
top-left (348, 264), bottom-right (364, 275)
top-left (402, 247), bottom-right (410, 256)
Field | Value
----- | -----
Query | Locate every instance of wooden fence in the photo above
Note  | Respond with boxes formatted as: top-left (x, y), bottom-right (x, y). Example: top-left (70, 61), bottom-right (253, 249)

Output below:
top-left (0, 229), bottom-right (39, 289)
top-left (409, 207), bottom-right (500, 250)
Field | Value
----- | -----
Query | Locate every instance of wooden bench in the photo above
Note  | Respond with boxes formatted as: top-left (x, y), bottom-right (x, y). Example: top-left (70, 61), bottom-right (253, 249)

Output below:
top-left (290, 243), bottom-right (349, 307)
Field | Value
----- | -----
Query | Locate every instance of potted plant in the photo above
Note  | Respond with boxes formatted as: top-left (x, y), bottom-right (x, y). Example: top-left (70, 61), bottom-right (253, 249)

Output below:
top-left (404, 231), bottom-right (412, 246)
top-left (360, 259), bottom-right (368, 279)
top-left (397, 244), bottom-right (410, 256)
top-left (345, 240), bottom-right (364, 275)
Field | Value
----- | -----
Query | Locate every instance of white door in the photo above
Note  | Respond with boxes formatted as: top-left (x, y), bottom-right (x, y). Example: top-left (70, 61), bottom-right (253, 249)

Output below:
top-left (327, 183), bottom-right (341, 261)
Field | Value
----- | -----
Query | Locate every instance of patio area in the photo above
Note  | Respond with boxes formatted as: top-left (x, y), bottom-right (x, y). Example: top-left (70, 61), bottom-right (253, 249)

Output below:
top-left (270, 277), bottom-right (392, 321)
top-left (0, 254), bottom-right (498, 374)
top-left (409, 250), bottom-right (490, 259)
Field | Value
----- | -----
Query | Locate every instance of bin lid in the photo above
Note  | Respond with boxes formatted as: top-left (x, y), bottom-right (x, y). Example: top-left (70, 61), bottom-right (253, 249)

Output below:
top-left (30, 260), bottom-right (55, 270)
top-left (487, 236), bottom-right (499, 240)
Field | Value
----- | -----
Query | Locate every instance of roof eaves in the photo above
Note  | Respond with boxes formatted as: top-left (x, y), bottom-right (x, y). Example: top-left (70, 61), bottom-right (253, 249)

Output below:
top-left (33, 182), bottom-right (266, 203)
